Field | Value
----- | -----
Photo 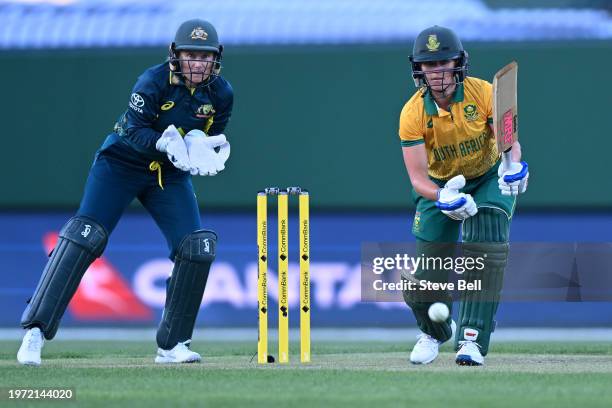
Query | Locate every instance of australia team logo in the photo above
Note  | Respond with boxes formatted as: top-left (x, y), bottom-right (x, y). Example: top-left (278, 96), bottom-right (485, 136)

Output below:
top-left (463, 104), bottom-right (479, 121)
top-left (191, 27), bottom-right (208, 41)
top-left (196, 104), bottom-right (215, 118)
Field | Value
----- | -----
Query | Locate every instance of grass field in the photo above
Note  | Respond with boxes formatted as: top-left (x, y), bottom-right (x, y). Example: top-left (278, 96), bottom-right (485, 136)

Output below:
top-left (1, 340), bottom-right (612, 407)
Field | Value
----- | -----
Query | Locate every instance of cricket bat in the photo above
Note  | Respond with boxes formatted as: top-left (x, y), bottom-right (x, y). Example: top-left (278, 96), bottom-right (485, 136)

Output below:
top-left (492, 61), bottom-right (518, 172)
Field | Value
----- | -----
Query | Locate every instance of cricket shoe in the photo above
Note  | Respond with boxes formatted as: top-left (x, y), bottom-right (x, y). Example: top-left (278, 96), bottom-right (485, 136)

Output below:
top-left (410, 320), bottom-right (456, 365)
top-left (17, 327), bottom-right (44, 366)
top-left (155, 340), bottom-right (201, 364)
top-left (455, 341), bottom-right (484, 366)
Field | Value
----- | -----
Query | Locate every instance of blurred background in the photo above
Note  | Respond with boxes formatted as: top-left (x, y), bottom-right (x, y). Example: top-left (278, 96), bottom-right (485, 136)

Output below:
top-left (1, 0), bottom-right (611, 333)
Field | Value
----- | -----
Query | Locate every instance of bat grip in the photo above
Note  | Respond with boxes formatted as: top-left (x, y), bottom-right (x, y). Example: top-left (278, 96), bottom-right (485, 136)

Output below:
top-left (502, 149), bottom-right (513, 172)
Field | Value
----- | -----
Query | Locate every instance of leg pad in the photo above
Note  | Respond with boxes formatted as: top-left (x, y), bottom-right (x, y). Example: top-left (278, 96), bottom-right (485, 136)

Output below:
top-left (21, 216), bottom-right (108, 340)
top-left (156, 230), bottom-right (217, 350)
top-left (456, 207), bottom-right (509, 355)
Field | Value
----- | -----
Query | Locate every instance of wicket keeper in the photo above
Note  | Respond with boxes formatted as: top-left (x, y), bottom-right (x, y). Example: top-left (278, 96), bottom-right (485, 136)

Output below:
top-left (17, 19), bottom-right (233, 365)
top-left (399, 26), bottom-right (529, 365)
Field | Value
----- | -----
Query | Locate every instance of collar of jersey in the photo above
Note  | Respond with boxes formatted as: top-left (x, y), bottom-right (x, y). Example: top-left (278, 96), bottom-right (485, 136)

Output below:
top-left (423, 83), bottom-right (465, 116)
top-left (169, 71), bottom-right (198, 95)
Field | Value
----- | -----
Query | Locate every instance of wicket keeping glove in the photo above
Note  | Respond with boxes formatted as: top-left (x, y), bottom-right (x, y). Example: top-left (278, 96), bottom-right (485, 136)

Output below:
top-left (498, 161), bottom-right (529, 196)
top-left (184, 130), bottom-right (227, 176)
top-left (209, 135), bottom-right (231, 166)
top-left (155, 125), bottom-right (191, 172)
top-left (436, 175), bottom-right (478, 221)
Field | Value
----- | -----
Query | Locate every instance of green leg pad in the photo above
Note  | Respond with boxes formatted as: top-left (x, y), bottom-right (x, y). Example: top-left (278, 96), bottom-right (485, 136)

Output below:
top-left (456, 207), bottom-right (509, 355)
top-left (403, 239), bottom-right (454, 342)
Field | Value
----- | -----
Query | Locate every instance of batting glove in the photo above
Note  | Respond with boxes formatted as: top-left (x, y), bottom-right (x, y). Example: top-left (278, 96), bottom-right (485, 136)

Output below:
top-left (498, 161), bottom-right (529, 196)
top-left (155, 125), bottom-right (191, 172)
top-left (436, 175), bottom-right (478, 221)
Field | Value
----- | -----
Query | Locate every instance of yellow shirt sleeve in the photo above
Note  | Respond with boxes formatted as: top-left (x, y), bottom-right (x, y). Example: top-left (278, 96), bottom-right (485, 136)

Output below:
top-left (398, 99), bottom-right (425, 146)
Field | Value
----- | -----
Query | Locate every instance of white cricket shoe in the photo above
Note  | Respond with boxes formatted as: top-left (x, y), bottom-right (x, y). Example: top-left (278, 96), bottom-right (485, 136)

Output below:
top-left (455, 341), bottom-right (484, 366)
top-left (410, 333), bottom-right (440, 364)
top-left (410, 320), bottom-right (456, 365)
top-left (155, 341), bottom-right (201, 364)
top-left (17, 327), bottom-right (44, 366)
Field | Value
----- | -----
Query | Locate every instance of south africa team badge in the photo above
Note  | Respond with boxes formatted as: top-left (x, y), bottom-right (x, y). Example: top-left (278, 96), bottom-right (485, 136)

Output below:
top-left (412, 211), bottom-right (422, 233)
top-left (463, 104), bottom-right (479, 122)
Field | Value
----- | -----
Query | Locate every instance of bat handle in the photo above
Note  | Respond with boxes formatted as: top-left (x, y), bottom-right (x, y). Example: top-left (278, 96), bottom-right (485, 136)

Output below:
top-left (502, 149), bottom-right (513, 172)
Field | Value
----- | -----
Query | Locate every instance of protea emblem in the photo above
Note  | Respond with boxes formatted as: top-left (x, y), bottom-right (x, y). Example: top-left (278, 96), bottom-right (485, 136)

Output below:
top-left (426, 35), bottom-right (440, 51)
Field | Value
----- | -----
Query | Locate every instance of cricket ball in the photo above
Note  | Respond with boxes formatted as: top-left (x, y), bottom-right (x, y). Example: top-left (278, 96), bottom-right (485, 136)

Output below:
top-left (428, 302), bottom-right (449, 323)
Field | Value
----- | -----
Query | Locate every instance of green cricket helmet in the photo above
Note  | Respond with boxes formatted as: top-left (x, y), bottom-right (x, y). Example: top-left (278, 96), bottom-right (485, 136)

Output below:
top-left (169, 19), bottom-right (223, 86)
top-left (409, 26), bottom-right (469, 89)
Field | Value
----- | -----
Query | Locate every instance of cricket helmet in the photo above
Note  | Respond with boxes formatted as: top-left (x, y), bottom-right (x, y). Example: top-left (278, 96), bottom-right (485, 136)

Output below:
top-left (409, 26), bottom-right (469, 88)
top-left (168, 19), bottom-right (223, 86)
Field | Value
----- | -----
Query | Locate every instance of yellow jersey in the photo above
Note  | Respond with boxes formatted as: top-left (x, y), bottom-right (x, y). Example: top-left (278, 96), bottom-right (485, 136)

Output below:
top-left (398, 77), bottom-right (499, 180)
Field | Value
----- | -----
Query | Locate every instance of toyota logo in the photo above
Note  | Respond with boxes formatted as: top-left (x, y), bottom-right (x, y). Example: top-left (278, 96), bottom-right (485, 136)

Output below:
top-left (130, 93), bottom-right (145, 107)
